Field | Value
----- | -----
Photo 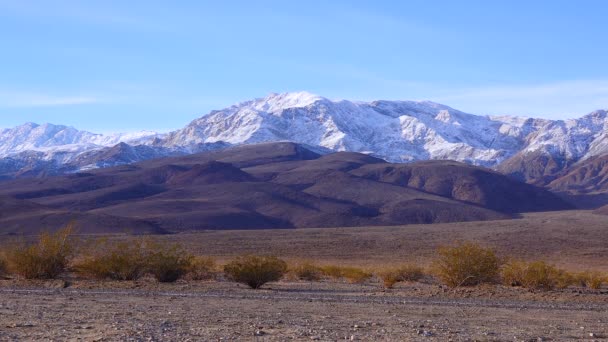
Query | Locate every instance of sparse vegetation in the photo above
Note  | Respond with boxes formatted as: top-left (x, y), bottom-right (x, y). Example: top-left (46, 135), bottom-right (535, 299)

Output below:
top-left (433, 242), bottom-right (501, 287)
top-left (224, 255), bottom-right (288, 289)
top-left (0, 255), bottom-right (7, 278)
top-left (75, 239), bottom-right (149, 281)
top-left (186, 256), bottom-right (217, 280)
top-left (575, 271), bottom-right (605, 290)
top-left (6, 226), bottom-right (75, 279)
top-left (378, 265), bottom-right (425, 289)
top-left (341, 267), bottom-right (372, 284)
top-left (502, 260), bottom-right (574, 291)
top-left (319, 265), bottom-right (372, 284)
top-left (146, 242), bottom-right (193, 283)
top-left (320, 265), bottom-right (344, 279)
top-left (290, 261), bottom-right (323, 281)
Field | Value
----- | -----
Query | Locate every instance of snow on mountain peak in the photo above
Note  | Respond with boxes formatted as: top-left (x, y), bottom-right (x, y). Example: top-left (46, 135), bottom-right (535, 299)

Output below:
top-left (1, 93), bottom-right (608, 178)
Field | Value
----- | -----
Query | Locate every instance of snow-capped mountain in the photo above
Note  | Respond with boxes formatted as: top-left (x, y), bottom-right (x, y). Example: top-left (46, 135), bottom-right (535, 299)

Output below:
top-left (161, 92), bottom-right (608, 169)
top-left (0, 122), bottom-right (159, 158)
top-left (1, 92), bottom-right (607, 183)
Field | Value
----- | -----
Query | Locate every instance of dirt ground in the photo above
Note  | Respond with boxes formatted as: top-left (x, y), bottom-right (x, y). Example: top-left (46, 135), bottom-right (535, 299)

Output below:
top-left (82, 210), bottom-right (608, 271)
top-left (1, 279), bottom-right (607, 341)
top-left (1, 210), bottom-right (608, 341)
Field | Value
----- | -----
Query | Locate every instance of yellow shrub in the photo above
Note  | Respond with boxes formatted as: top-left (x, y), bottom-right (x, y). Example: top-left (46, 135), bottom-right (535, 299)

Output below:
top-left (379, 265), bottom-right (425, 289)
top-left (502, 260), bottom-right (574, 291)
top-left (576, 271), bottom-right (605, 290)
top-left (224, 255), bottom-right (288, 289)
top-left (146, 242), bottom-right (193, 283)
top-left (433, 242), bottom-right (500, 287)
top-left (341, 267), bottom-right (372, 284)
top-left (0, 255), bottom-right (7, 277)
top-left (320, 265), bottom-right (372, 284)
top-left (75, 239), bottom-right (148, 281)
top-left (186, 256), bottom-right (217, 281)
top-left (501, 260), bottom-right (527, 287)
top-left (320, 265), bottom-right (344, 279)
top-left (7, 226), bottom-right (75, 279)
top-left (290, 261), bottom-right (323, 281)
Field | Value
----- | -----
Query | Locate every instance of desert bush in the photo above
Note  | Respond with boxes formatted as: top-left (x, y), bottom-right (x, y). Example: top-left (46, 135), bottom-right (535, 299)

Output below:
top-left (501, 260), bottom-right (527, 287)
top-left (0, 255), bottom-right (7, 277)
top-left (224, 255), bottom-right (288, 289)
top-left (576, 271), bottom-right (605, 290)
top-left (6, 226), bottom-right (75, 279)
top-left (341, 267), bottom-right (372, 284)
top-left (146, 242), bottom-right (193, 283)
top-left (291, 261), bottom-right (323, 281)
top-left (186, 256), bottom-right (217, 280)
top-left (433, 242), bottom-right (501, 287)
top-left (379, 265), bottom-right (425, 289)
top-left (320, 265), bottom-right (344, 279)
top-left (502, 260), bottom-right (574, 291)
top-left (75, 239), bottom-right (149, 281)
top-left (320, 265), bottom-right (372, 284)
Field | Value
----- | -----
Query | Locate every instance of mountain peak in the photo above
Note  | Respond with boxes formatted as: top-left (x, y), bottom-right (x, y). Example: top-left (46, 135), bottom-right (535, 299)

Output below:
top-left (251, 91), bottom-right (326, 113)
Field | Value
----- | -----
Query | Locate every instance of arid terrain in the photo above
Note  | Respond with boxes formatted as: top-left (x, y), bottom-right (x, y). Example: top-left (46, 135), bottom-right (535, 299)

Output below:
top-left (2, 210), bottom-right (608, 341)
top-left (1, 280), bottom-right (608, 341)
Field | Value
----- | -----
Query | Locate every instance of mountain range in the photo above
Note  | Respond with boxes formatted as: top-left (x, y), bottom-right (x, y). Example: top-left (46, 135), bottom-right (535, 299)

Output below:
top-left (1, 91), bottom-right (607, 203)
top-left (0, 142), bottom-right (572, 234)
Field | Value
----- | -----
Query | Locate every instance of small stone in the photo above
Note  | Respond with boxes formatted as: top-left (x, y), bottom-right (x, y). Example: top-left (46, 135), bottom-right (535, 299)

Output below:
top-left (254, 330), bottom-right (266, 336)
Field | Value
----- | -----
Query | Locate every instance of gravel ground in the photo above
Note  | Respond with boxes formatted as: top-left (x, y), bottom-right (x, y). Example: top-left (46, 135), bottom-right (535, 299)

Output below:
top-left (1, 279), bottom-right (607, 341)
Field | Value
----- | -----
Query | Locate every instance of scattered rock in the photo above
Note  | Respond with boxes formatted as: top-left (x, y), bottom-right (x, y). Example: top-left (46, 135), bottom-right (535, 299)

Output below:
top-left (254, 330), bottom-right (266, 336)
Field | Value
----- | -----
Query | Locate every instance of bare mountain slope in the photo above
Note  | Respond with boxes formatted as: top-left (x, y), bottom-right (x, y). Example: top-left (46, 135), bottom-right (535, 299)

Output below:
top-left (0, 142), bottom-right (572, 234)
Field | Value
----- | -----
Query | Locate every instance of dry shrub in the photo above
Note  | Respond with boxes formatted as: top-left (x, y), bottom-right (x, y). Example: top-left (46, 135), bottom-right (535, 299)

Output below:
top-left (7, 226), bottom-right (75, 279)
top-left (576, 271), bottom-right (605, 290)
top-left (501, 260), bottom-right (527, 287)
top-left (502, 260), bottom-right (574, 291)
top-left (290, 261), bottom-right (323, 281)
top-left (75, 239), bottom-right (148, 281)
top-left (0, 255), bottom-right (7, 277)
top-left (224, 255), bottom-right (288, 289)
top-left (379, 265), bottom-right (425, 289)
top-left (320, 265), bottom-right (344, 279)
top-left (341, 267), bottom-right (372, 284)
top-left (320, 265), bottom-right (372, 284)
top-left (433, 242), bottom-right (500, 287)
top-left (186, 256), bottom-right (216, 281)
top-left (146, 242), bottom-right (193, 283)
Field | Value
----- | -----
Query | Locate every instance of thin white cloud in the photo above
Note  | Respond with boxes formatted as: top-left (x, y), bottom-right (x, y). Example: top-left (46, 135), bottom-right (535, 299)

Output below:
top-left (0, 91), bottom-right (99, 107)
top-left (433, 80), bottom-right (608, 119)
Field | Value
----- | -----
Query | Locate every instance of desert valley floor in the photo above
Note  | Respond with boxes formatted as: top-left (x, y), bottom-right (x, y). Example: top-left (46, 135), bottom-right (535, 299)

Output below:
top-left (1, 210), bottom-right (608, 341)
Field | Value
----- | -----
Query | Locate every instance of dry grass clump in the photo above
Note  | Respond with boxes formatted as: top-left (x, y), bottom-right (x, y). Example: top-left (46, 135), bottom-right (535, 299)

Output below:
top-left (224, 255), bottom-right (288, 289)
top-left (502, 260), bottom-right (574, 291)
top-left (76, 239), bottom-right (195, 283)
top-left (575, 271), bottom-right (605, 290)
top-left (186, 256), bottom-right (217, 281)
top-left (0, 254), bottom-right (7, 278)
top-left (341, 267), bottom-right (372, 284)
top-left (290, 261), bottom-right (323, 281)
top-left (320, 265), bottom-right (372, 284)
top-left (146, 242), bottom-right (193, 283)
top-left (433, 242), bottom-right (501, 287)
top-left (75, 239), bottom-right (149, 281)
top-left (378, 265), bottom-right (425, 289)
top-left (6, 226), bottom-right (75, 279)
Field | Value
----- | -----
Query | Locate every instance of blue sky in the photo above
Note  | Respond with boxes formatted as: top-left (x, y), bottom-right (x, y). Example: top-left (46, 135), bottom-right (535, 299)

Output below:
top-left (1, 0), bottom-right (607, 132)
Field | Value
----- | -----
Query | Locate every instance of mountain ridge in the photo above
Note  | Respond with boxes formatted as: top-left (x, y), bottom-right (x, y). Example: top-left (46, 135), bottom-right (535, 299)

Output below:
top-left (1, 92), bottom-right (607, 185)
